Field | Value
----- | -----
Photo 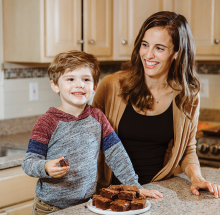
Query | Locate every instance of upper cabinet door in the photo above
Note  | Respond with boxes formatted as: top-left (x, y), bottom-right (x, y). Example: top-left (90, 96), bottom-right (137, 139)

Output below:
top-left (113, 0), bottom-right (174, 60)
top-left (83, 0), bottom-right (113, 58)
top-left (3, 0), bottom-right (44, 62)
top-left (174, 0), bottom-right (220, 58)
top-left (45, 0), bottom-right (82, 57)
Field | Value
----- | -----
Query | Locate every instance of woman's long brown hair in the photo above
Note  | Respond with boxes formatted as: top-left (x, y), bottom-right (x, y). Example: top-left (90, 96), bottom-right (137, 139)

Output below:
top-left (119, 11), bottom-right (200, 120)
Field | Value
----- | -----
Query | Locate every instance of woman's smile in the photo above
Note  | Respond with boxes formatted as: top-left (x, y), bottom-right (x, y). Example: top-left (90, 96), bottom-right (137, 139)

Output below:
top-left (144, 60), bottom-right (159, 69)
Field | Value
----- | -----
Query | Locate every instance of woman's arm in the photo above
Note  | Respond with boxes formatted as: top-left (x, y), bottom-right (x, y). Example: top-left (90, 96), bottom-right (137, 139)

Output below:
top-left (185, 163), bottom-right (220, 198)
top-left (180, 96), bottom-right (220, 198)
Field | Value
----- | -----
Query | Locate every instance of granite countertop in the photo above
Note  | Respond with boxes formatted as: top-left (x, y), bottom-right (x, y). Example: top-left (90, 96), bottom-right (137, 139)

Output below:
top-left (0, 121), bottom-right (215, 170)
top-left (51, 167), bottom-right (220, 215)
top-left (0, 132), bottom-right (30, 169)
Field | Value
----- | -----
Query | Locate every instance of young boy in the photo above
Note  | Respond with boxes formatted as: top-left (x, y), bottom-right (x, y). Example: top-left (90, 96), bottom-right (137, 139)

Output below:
top-left (22, 50), bottom-right (162, 214)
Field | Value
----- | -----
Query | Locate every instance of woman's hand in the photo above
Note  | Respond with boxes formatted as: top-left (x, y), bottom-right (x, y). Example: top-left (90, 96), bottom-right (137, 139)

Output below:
top-left (190, 175), bottom-right (220, 199)
top-left (185, 163), bottom-right (220, 198)
top-left (45, 157), bottom-right (70, 178)
top-left (139, 188), bottom-right (163, 199)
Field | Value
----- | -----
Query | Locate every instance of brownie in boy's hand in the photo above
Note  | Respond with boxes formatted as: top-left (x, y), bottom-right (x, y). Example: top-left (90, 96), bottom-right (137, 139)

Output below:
top-left (59, 158), bottom-right (69, 167)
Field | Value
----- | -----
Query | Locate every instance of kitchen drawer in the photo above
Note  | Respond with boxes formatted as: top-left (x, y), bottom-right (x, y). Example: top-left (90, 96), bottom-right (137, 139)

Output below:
top-left (0, 200), bottom-right (33, 215)
top-left (0, 166), bottom-right (38, 208)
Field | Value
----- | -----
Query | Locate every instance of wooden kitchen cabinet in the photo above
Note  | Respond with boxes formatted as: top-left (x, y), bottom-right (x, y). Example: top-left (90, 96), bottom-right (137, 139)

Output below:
top-left (3, 0), bottom-right (112, 63)
top-left (0, 166), bottom-right (37, 208)
top-left (113, 0), bottom-right (174, 60)
top-left (0, 166), bottom-right (37, 212)
top-left (3, 0), bottom-right (57, 63)
top-left (113, 0), bottom-right (220, 61)
top-left (173, 0), bottom-right (220, 60)
top-left (3, 0), bottom-right (220, 63)
top-left (84, 0), bottom-right (113, 60)
top-left (45, 0), bottom-right (82, 58)
top-left (0, 200), bottom-right (33, 215)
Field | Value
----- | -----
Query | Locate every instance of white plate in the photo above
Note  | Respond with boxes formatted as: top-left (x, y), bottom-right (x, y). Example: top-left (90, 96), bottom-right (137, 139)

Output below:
top-left (87, 199), bottom-right (151, 215)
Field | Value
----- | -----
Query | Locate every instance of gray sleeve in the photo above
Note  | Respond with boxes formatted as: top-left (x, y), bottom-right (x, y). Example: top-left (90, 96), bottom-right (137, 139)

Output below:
top-left (104, 142), bottom-right (143, 189)
top-left (22, 152), bottom-right (51, 178)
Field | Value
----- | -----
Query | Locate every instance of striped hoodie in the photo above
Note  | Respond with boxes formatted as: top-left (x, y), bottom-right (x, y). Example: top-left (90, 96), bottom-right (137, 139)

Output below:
top-left (22, 105), bottom-right (141, 209)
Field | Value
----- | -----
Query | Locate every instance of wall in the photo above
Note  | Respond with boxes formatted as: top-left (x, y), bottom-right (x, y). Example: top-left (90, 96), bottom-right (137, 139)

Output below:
top-left (1, 65), bottom-right (62, 119)
top-left (4, 77), bottom-right (60, 119)
top-left (199, 74), bottom-right (220, 110)
top-left (198, 63), bottom-right (220, 110)
top-left (2, 62), bottom-right (220, 120)
top-left (2, 61), bottom-right (220, 117)
top-left (197, 63), bottom-right (220, 121)
top-left (0, 0), bottom-right (4, 119)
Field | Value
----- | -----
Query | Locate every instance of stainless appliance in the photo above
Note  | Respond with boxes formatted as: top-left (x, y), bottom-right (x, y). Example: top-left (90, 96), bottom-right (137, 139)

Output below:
top-left (197, 125), bottom-right (220, 168)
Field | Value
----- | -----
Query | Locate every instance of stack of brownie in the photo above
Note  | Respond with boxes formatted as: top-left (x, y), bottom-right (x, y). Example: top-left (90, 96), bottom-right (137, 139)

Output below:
top-left (92, 185), bottom-right (147, 212)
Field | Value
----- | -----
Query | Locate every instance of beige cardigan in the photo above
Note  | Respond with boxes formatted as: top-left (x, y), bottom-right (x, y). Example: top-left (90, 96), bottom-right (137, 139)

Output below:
top-left (92, 72), bottom-right (200, 189)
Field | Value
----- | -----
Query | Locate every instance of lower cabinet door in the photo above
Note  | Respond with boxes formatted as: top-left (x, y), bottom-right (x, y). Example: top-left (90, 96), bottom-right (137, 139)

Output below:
top-left (0, 200), bottom-right (33, 215)
top-left (0, 166), bottom-right (38, 208)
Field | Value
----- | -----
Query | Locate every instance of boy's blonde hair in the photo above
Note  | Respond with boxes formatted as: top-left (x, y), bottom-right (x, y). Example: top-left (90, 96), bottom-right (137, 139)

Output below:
top-left (48, 50), bottom-right (100, 86)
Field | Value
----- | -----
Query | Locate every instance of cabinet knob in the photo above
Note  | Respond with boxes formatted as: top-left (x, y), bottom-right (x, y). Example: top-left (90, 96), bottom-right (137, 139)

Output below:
top-left (89, 39), bottom-right (95, 44)
top-left (214, 39), bottom-right (219, 44)
top-left (121, 40), bottom-right (127, 45)
top-left (77, 40), bottom-right (84, 44)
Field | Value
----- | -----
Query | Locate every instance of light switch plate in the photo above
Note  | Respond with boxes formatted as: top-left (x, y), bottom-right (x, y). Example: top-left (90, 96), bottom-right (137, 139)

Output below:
top-left (29, 82), bottom-right (39, 101)
top-left (200, 78), bottom-right (209, 98)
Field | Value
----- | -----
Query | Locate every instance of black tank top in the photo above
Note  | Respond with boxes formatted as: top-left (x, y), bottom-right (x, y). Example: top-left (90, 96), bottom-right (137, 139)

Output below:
top-left (112, 101), bottom-right (174, 185)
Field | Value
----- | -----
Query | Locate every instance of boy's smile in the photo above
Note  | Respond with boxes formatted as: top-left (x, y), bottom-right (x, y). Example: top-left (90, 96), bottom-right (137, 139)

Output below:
top-left (51, 67), bottom-right (96, 116)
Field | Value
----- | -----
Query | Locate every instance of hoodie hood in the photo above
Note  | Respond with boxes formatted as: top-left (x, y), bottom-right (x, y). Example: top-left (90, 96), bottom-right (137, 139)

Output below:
top-left (46, 105), bottom-right (93, 122)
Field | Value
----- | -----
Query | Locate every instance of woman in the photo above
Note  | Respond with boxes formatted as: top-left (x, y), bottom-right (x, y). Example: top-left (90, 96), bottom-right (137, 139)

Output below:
top-left (93, 11), bottom-right (220, 198)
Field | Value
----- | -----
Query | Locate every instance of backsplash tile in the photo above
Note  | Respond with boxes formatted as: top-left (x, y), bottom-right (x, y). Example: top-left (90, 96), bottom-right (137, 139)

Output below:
top-left (4, 68), bottom-right (48, 79)
top-left (197, 63), bottom-right (220, 74)
top-left (4, 61), bottom-right (124, 80)
top-left (99, 61), bottom-right (123, 79)
top-left (3, 61), bottom-right (220, 80)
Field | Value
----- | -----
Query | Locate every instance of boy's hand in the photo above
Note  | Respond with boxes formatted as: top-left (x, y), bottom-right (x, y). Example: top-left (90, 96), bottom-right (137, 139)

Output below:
top-left (139, 188), bottom-right (163, 199)
top-left (45, 157), bottom-right (70, 178)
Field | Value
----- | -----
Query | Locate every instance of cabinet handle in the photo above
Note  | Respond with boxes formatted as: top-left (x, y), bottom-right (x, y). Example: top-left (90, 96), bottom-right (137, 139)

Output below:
top-left (214, 39), bottom-right (219, 44)
top-left (77, 40), bottom-right (84, 44)
top-left (121, 40), bottom-right (127, 45)
top-left (89, 39), bottom-right (95, 44)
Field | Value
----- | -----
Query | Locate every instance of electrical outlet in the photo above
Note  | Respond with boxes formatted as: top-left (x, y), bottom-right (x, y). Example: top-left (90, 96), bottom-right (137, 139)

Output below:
top-left (29, 82), bottom-right (39, 101)
top-left (200, 78), bottom-right (209, 98)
